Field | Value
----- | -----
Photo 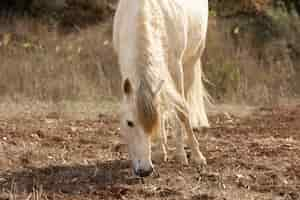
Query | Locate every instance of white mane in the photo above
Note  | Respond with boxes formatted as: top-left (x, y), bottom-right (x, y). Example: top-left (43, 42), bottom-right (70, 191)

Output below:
top-left (113, 0), bottom-right (210, 176)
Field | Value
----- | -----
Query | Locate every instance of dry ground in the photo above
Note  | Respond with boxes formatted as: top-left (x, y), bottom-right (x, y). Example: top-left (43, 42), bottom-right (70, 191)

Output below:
top-left (0, 103), bottom-right (299, 200)
top-left (0, 2), bottom-right (300, 200)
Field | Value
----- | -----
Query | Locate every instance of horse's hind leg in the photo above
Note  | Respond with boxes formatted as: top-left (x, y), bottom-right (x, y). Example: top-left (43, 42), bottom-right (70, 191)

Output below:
top-left (183, 57), bottom-right (208, 165)
top-left (176, 108), bottom-right (207, 166)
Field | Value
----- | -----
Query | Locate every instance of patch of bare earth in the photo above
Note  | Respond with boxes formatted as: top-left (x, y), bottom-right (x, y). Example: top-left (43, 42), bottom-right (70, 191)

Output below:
top-left (0, 104), bottom-right (299, 200)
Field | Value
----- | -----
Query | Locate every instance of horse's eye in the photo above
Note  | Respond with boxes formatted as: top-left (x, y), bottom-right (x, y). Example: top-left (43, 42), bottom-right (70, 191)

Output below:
top-left (127, 120), bottom-right (135, 128)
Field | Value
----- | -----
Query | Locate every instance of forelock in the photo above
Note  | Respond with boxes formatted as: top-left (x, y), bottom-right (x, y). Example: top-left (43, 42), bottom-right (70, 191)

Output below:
top-left (136, 80), bottom-right (159, 134)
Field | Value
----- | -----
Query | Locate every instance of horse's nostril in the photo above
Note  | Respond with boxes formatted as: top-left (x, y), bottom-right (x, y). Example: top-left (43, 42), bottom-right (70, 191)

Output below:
top-left (135, 167), bottom-right (153, 177)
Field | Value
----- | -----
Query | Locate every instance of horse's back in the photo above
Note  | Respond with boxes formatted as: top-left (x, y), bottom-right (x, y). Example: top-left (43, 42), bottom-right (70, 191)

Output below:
top-left (113, 0), bottom-right (209, 80)
top-left (114, 0), bottom-right (208, 50)
top-left (159, 0), bottom-right (208, 61)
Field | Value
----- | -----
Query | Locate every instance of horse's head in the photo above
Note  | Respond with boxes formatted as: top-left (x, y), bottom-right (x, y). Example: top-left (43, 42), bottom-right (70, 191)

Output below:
top-left (120, 78), bottom-right (163, 177)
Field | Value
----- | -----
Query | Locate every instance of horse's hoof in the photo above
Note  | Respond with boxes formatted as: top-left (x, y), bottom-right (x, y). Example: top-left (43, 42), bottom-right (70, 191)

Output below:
top-left (191, 151), bottom-right (207, 166)
top-left (175, 154), bottom-right (189, 166)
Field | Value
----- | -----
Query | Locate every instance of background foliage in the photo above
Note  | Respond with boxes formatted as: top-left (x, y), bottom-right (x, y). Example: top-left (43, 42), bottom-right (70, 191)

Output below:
top-left (0, 0), bottom-right (299, 104)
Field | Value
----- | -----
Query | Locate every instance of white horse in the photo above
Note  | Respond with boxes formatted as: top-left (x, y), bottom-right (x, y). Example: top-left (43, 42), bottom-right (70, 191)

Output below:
top-left (113, 0), bottom-right (209, 177)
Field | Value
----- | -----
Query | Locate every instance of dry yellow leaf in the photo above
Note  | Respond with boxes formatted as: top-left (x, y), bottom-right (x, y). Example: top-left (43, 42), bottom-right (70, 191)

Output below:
top-left (3, 33), bottom-right (11, 46)
top-left (23, 43), bottom-right (31, 48)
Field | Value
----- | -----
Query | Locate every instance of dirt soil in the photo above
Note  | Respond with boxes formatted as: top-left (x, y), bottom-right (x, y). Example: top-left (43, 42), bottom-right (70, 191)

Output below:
top-left (0, 104), bottom-right (300, 200)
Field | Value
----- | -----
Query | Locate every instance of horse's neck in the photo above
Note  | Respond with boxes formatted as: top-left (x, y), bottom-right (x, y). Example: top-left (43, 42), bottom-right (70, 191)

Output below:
top-left (136, 0), bottom-right (166, 70)
top-left (118, 0), bottom-right (166, 88)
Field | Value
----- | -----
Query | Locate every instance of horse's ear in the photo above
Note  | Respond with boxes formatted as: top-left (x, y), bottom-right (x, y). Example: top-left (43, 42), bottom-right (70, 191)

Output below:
top-left (123, 78), bottom-right (132, 95)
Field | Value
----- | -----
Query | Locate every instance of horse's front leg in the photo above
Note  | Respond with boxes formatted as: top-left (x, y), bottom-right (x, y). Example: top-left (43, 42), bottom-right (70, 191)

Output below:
top-left (152, 113), bottom-right (168, 163)
top-left (174, 119), bottom-right (189, 165)
top-left (171, 61), bottom-right (189, 165)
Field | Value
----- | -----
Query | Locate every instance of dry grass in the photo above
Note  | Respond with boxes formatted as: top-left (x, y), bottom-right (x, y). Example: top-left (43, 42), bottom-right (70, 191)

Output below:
top-left (0, 1), bottom-right (299, 107)
top-left (210, 0), bottom-right (272, 16)
top-left (203, 14), bottom-right (299, 105)
top-left (0, 8), bottom-right (120, 103)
